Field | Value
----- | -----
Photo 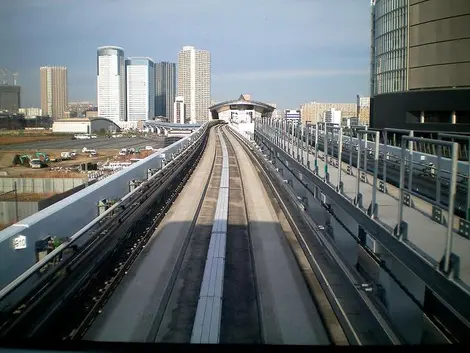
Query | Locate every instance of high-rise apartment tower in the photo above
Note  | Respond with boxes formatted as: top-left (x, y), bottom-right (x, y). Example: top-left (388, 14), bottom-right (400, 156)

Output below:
top-left (177, 46), bottom-right (211, 124)
top-left (40, 66), bottom-right (68, 119)
top-left (97, 46), bottom-right (126, 122)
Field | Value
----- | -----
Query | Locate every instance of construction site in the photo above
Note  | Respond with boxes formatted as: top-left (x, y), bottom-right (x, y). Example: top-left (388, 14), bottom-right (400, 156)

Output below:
top-left (0, 133), bottom-right (176, 230)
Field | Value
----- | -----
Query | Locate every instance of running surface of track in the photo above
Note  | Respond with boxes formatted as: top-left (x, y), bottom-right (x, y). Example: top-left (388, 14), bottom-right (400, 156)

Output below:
top-left (84, 125), bottom-right (331, 344)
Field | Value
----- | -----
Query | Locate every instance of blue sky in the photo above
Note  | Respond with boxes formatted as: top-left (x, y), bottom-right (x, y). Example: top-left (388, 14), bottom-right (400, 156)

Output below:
top-left (0, 0), bottom-right (372, 110)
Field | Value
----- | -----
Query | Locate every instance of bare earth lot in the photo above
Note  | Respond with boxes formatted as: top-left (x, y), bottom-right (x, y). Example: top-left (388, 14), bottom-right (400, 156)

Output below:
top-left (0, 135), bottom-right (176, 177)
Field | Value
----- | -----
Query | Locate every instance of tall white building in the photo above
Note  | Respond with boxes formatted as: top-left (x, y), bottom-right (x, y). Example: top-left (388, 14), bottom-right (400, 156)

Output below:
top-left (174, 96), bottom-right (185, 124)
top-left (97, 46), bottom-right (126, 122)
top-left (126, 57), bottom-right (155, 121)
top-left (177, 45), bottom-right (211, 124)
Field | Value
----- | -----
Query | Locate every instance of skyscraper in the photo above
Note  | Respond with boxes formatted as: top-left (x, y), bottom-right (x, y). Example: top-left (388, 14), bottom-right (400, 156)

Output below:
top-left (126, 57), bottom-right (155, 121)
top-left (177, 46), bottom-right (211, 124)
top-left (97, 46), bottom-right (126, 122)
top-left (40, 66), bottom-right (67, 119)
top-left (155, 62), bottom-right (176, 120)
top-left (370, 0), bottom-right (470, 132)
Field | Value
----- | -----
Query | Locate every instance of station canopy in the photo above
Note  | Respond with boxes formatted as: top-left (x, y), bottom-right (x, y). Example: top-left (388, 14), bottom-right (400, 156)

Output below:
top-left (209, 95), bottom-right (275, 119)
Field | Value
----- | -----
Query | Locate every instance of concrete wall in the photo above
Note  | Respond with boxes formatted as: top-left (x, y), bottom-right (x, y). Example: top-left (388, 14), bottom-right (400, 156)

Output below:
top-left (0, 123), bottom-right (207, 290)
top-left (0, 178), bottom-right (85, 193)
top-left (0, 201), bottom-right (38, 225)
top-left (0, 180), bottom-right (99, 226)
top-left (370, 90), bottom-right (470, 133)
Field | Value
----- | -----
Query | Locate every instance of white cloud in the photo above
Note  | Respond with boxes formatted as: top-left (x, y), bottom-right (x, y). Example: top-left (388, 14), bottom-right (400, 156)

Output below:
top-left (213, 68), bottom-right (368, 81)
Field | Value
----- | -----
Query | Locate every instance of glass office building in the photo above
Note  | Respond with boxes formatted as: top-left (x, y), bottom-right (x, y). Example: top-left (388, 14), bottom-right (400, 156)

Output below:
top-left (97, 46), bottom-right (126, 122)
top-left (371, 0), bottom-right (408, 96)
top-left (370, 0), bottom-right (470, 133)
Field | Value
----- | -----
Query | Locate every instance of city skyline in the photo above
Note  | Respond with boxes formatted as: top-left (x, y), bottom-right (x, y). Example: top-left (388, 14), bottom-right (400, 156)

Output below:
top-left (0, 0), bottom-right (371, 110)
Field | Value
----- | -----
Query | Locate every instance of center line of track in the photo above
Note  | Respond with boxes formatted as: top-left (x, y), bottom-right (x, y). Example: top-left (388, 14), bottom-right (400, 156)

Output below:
top-left (190, 129), bottom-right (230, 344)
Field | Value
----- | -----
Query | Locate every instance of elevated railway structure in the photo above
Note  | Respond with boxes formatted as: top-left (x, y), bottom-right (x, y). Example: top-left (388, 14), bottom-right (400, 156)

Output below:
top-left (0, 122), bottom-right (468, 345)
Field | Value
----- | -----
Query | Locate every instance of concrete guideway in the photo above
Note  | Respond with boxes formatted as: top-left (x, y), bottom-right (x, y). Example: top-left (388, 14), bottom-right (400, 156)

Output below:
top-left (224, 127), bottom-right (330, 345)
top-left (85, 124), bottom-right (333, 345)
top-left (84, 128), bottom-right (218, 342)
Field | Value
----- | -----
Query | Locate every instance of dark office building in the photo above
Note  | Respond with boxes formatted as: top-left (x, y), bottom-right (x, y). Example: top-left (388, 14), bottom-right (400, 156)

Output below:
top-left (370, 0), bottom-right (470, 133)
top-left (155, 62), bottom-right (176, 120)
top-left (0, 85), bottom-right (21, 113)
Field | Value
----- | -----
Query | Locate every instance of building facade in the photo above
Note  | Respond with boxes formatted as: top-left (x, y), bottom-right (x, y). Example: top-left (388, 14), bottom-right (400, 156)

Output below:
top-left (323, 108), bottom-right (341, 124)
top-left (300, 101), bottom-right (357, 125)
top-left (68, 101), bottom-right (94, 118)
top-left (357, 95), bottom-right (371, 125)
top-left (40, 66), bottom-right (67, 119)
top-left (0, 85), bottom-right (21, 113)
top-left (97, 46), bottom-right (126, 122)
top-left (18, 107), bottom-right (42, 117)
top-left (126, 57), bottom-right (155, 121)
top-left (370, 0), bottom-right (470, 132)
top-left (284, 109), bottom-right (301, 123)
top-left (173, 96), bottom-right (185, 124)
top-left (177, 46), bottom-right (211, 124)
top-left (155, 62), bottom-right (176, 120)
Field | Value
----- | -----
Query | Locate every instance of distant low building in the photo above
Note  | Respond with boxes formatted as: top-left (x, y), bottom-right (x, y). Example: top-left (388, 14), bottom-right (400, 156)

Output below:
top-left (0, 85), bottom-right (21, 113)
top-left (323, 108), bottom-right (341, 124)
top-left (52, 117), bottom-right (121, 134)
top-left (0, 113), bottom-right (52, 130)
top-left (85, 109), bottom-right (98, 118)
top-left (341, 117), bottom-right (359, 127)
top-left (301, 101), bottom-right (356, 125)
top-left (19, 107), bottom-right (42, 117)
top-left (284, 109), bottom-right (301, 123)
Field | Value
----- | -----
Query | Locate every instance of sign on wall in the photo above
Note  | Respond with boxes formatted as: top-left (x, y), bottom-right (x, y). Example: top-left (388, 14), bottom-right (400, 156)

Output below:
top-left (12, 235), bottom-right (27, 250)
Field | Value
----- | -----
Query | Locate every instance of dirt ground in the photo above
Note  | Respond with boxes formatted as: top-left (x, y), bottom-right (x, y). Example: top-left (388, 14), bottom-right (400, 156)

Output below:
top-left (0, 132), bottom-right (68, 146)
top-left (0, 148), bottom-right (155, 177)
top-left (0, 149), bottom-right (114, 177)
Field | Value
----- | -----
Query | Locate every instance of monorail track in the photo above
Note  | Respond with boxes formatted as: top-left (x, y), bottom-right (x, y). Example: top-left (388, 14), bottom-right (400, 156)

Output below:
top-left (145, 126), bottom-right (261, 343)
top-left (227, 126), bottom-right (402, 345)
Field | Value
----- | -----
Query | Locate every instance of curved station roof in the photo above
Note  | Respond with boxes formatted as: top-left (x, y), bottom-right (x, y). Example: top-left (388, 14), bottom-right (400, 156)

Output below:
top-left (209, 95), bottom-right (275, 119)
